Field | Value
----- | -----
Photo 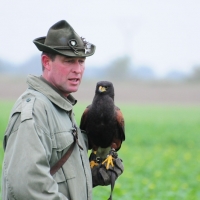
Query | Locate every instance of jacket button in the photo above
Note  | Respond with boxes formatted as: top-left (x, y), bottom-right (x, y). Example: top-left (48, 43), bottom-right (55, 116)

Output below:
top-left (26, 98), bottom-right (31, 102)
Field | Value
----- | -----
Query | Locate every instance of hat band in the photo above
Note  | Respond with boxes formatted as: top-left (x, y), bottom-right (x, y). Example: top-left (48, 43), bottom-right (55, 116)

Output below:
top-left (53, 46), bottom-right (84, 50)
top-left (53, 46), bottom-right (84, 55)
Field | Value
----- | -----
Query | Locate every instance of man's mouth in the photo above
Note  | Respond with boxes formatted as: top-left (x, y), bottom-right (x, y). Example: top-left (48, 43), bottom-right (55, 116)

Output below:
top-left (69, 78), bottom-right (80, 83)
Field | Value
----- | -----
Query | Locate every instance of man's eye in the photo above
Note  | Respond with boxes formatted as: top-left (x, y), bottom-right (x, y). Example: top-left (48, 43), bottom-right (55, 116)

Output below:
top-left (65, 60), bottom-right (73, 63)
top-left (79, 60), bottom-right (85, 63)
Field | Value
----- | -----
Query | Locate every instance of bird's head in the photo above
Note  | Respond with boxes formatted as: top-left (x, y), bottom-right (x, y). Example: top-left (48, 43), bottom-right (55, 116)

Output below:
top-left (96, 81), bottom-right (114, 98)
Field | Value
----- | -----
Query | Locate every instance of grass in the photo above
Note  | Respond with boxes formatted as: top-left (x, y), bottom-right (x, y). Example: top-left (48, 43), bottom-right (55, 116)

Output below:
top-left (0, 100), bottom-right (14, 171)
top-left (1, 100), bottom-right (200, 199)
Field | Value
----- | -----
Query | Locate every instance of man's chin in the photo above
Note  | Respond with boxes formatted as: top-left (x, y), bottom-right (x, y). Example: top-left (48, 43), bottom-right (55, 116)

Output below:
top-left (63, 87), bottom-right (79, 96)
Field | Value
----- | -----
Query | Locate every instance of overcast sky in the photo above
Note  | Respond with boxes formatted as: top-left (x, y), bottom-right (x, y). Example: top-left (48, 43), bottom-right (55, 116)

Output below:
top-left (1, 0), bottom-right (200, 76)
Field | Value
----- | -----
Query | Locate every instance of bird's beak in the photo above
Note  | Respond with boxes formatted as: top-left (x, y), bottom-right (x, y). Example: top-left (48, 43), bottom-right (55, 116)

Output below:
top-left (99, 86), bottom-right (106, 92)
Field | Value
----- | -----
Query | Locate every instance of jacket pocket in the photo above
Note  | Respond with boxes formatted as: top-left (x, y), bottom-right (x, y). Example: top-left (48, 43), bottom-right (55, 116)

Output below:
top-left (55, 131), bottom-right (74, 151)
top-left (53, 131), bottom-right (76, 180)
top-left (54, 168), bottom-right (67, 183)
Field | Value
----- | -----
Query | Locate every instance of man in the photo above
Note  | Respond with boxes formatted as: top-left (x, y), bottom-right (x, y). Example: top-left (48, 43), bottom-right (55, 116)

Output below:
top-left (2, 20), bottom-right (123, 200)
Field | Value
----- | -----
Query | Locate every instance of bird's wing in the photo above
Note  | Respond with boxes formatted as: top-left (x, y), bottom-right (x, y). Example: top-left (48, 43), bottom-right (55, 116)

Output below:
top-left (115, 106), bottom-right (125, 142)
top-left (80, 105), bottom-right (90, 131)
top-left (80, 105), bottom-right (94, 150)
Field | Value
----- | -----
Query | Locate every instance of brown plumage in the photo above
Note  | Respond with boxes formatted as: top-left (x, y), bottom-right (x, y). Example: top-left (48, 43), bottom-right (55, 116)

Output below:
top-left (80, 81), bottom-right (125, 169)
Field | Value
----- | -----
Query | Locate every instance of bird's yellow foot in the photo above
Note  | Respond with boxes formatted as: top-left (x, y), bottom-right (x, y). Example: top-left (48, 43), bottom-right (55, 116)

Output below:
top-left (89, 151), bottom-right (99, 169)
top-left (102, 155), bottom-right (114, 169)
top-left (90, 160), bottom-right (99, 168)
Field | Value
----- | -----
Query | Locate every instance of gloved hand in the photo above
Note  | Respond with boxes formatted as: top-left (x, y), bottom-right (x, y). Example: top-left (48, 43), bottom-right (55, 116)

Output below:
top-left (91, 157), bottom-right (124, 187)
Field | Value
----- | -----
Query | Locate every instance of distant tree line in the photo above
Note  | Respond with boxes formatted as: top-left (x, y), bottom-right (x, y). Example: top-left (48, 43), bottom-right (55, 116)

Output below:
top-left (187, 65), bottom-right (200, 82)
top-left (0, 56), bottom-right (200, 82)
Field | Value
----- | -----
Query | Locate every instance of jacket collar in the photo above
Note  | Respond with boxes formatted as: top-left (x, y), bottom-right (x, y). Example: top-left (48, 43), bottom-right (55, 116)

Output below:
top-left (27, 75), bottom-right (77, 111)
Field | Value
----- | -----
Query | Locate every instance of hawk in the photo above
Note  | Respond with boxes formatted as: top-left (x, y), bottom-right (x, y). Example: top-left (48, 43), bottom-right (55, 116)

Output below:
top-left (80, 81), bottom-right (125, 169)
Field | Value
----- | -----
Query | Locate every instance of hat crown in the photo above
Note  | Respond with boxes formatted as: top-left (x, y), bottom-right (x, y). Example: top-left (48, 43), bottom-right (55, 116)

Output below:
top-left (44, 20), bottom-right (83, 47)
top-left (33, 20), bottom-right (95, 57)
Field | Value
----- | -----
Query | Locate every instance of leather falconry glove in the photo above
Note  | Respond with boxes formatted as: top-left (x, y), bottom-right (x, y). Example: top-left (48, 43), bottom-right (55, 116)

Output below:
top-left (92, 157), bottom-right (124, 187)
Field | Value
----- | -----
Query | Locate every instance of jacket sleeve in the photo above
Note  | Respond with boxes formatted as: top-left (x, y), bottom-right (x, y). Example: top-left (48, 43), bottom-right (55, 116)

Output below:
top-left (3, 96), bottom-right (69, 200)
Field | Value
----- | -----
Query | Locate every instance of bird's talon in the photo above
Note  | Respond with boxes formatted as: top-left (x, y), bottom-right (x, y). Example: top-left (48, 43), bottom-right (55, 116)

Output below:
top-left (102, 155), bottom-right (114, 169)
top-left (90, 160), bottom-right (99, 168)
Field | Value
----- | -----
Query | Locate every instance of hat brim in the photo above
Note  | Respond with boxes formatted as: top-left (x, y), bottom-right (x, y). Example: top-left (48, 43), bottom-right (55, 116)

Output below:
top-left (33, 37), bottom-right (96, 57)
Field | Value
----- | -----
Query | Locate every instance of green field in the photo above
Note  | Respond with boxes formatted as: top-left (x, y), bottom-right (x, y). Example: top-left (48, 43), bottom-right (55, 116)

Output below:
top-left (0, 101), bottom-right (200, 200)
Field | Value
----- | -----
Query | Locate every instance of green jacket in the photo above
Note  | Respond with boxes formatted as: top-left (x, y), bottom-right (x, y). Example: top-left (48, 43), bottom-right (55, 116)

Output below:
top-left (2, 75), bottom-right (92, 200)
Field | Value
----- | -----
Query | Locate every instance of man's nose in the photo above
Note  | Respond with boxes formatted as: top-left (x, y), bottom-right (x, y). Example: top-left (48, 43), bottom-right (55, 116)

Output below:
top-left (73, 61), bottom-right (83, 73)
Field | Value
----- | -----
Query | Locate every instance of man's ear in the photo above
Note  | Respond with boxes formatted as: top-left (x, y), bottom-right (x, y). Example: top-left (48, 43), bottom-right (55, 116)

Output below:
top-left (42, 54), bottom-right (51, 71)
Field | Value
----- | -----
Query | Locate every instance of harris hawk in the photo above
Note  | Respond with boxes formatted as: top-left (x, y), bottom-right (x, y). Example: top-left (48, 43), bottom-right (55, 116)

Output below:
top-left (80, 81), bottom-right (125, 169)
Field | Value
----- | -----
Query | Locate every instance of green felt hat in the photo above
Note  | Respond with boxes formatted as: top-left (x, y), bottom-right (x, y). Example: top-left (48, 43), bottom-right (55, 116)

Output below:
top-left (33, 20), bottom-right (95, 57)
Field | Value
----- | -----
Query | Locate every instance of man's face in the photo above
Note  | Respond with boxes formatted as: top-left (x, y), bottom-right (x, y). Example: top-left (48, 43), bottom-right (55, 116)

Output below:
top-left (44, 55), bottom-right (86, 96)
